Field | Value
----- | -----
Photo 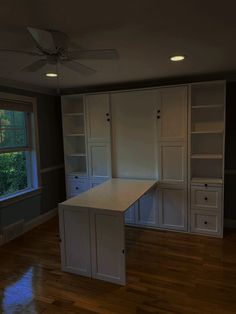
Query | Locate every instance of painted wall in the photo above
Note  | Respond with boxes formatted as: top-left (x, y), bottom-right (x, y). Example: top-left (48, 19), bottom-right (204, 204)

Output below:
top-left (224, 82), bottom-right (236, 221)
top-left (0, 86), bottom-right (66, 230)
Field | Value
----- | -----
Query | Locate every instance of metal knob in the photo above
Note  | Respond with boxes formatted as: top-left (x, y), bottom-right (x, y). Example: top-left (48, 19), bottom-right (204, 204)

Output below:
top-left (157, 110), bottom-right (160, 113)
top-left (205, 197), bottom-right (208, 201)
top-left (76, 187), bottom-right (79, 190)
top-left (107, 118), bottom-right (110, 122)
top-left (204, 221), bottom-right (208, 225)
top-left (106, 113), bottom-right (109, 116)
top-left (205, 184), bottom-right (208, 187)
top-left (157, 116), bottom-right (160, 119)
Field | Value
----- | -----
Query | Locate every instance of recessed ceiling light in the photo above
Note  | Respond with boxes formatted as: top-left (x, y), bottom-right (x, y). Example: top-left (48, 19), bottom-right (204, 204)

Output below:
top-left (46, 73), bottom-right (58, 77)
top-left (170, 55), bottom-right (186, 62)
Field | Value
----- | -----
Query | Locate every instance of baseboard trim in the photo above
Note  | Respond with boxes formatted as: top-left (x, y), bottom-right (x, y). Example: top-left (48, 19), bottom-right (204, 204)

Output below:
top-left (224, 219), bottom-right (236, 228)
top-left (0, 208), bottom-right (58, 246)
top-left (24, 208), bottom-right (58, 232)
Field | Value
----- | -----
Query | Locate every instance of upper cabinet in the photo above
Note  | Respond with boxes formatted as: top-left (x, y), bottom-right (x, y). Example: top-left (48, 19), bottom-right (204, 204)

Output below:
top-left (85, 94), bottom-right (111, 143)
top-left (157, 86), bottom-right (187, 142)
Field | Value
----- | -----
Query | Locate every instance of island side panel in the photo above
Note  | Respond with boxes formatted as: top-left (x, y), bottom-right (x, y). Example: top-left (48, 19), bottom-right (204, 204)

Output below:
top-left (59, 205), bottom-right (92, 277)
top-left (90, 209), bottom-right (126, 285)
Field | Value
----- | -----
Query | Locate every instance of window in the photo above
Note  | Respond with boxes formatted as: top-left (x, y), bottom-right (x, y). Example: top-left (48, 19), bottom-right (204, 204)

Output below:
top-left (0, 97), bottom-right (39, 200)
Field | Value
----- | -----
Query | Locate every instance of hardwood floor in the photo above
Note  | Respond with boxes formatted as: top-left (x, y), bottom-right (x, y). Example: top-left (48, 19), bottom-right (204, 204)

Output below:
top-left (0, 218), bottom-right (236, 314)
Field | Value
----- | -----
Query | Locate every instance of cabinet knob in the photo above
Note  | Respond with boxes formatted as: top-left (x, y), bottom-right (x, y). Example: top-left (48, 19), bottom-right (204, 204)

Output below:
top-left (205, 197), bottom-right (208, 201)
top-left (74, 176), bottom-right (78, 179)
top-left (205, 184), bottom-right (208, 187)
top-left (106, 113), bottom-right (109, 116)
top-left (76, 187), bottom-right (79, 190)
top-left (157, 116), bottom-right (160, 119)
top-left (157, 110), bottom-right (160, 113)
top-left (204, 221), bottom-right (208, 225)
top-left (107, 118), bottom-right (110, 122)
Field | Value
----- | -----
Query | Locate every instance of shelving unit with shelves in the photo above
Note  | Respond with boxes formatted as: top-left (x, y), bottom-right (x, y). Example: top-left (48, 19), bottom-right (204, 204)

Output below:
top-left (189, 81), bottom-right (225, 237)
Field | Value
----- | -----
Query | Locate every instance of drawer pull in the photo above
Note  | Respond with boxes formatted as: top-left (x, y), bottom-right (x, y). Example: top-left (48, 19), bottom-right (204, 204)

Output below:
top-left (74, 176), bottom-right (78, 179)
top-left (204, 197), bottom-right (208, 201)
top-left (205, 184), bottom-right (208, 187)
top-left (75, 187), bottom-right (79, 190)
top-left (107, 118), bottom-right (110, 122)
top-left (106, 113), bottom-right (109, 116)
top-left (204, 221), bottom-right (208, 225)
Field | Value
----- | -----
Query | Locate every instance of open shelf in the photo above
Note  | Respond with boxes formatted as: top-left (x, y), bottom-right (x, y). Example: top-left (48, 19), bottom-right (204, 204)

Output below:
top-left (191, 104), bottom-right (223, 109)
top-left (67, 153), bottom-right (86, 157)
top-left (191, 130), bottom-right (223, 134)
top-left (191, 177), bottom-right (223, 185)
top-left (65, 133), bottom-right (85, 137)
top-left (191, 154), bottom-right (223, 159)
top-left (66, 155), bottom-right (87, 174)
top-left (61, 95), bottom-right (84, 114)
top-left (64, 113), bottom-right (84, 117)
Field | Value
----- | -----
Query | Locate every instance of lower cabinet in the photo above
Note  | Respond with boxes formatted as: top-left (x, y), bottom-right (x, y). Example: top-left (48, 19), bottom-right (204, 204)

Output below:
top-left (158, 187), bottom-right (187, 231)
top-left (59, 207), bottom-right (126, 285)
top-left (125, 188), bottom-right (158, 227)
top-left (59, 208), bottom-right (91, 276)
top-left (136, 188), bottom-right (158, 227)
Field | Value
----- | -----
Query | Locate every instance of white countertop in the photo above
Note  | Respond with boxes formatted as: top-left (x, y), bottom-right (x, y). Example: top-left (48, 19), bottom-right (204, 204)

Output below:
top-left (59, 178), bottom-right (157, 213)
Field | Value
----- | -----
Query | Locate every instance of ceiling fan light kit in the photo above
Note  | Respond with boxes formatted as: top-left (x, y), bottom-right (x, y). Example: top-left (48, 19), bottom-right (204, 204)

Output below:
top-left (0, 27), bottom-right (119, 79)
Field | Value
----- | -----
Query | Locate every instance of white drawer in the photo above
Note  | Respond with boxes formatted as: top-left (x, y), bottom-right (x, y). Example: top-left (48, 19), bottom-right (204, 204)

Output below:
top-left (191, 186), bottom-right (222, 211)
top-left (191, 210), bottom-right (221, 236)
top-left (67, 179), bottom-right (90, 196)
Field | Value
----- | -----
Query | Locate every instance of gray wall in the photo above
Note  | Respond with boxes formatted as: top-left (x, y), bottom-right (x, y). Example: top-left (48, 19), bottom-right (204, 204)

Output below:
top-left (224, 82), bottom-right (236, 220)
top-left (0, 86), bottom-right (66, 230)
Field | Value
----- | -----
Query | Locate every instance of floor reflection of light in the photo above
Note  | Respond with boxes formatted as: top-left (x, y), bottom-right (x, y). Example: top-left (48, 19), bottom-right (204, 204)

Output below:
top-left (2, 266), bottom-right (36, 313)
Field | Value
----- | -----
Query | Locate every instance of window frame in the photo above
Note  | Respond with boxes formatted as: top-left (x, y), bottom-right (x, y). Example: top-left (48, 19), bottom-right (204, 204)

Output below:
top-left (0, 92), bottom-right (41, 205)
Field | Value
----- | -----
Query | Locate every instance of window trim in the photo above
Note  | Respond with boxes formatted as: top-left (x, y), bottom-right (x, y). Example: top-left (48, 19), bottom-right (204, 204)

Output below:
top-left (0, 92), bottom-right (41, 203)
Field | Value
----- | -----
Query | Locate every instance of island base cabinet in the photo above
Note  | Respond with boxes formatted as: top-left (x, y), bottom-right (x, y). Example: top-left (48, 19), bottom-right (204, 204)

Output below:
top-left (59, 207), bottom-right (91, 277)
top-left (59, 206), bottom-right (126, 285)
top-left (158, 187), bottom-right (187, 231)
top-left (90, 210), bottom-right (126, 285)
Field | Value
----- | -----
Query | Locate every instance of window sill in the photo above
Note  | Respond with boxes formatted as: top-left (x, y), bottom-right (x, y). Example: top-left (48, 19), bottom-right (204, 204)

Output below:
top-left (0, 187), bottom-right (42, 208)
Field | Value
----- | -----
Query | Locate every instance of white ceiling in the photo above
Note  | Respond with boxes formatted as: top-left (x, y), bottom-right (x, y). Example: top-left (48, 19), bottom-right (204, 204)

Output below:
top-left (0, 0), bottom-right (236, 93)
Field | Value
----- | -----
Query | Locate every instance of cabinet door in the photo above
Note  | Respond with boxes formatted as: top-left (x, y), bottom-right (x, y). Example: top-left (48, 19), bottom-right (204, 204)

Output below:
top-left (159, 188), bottom-right (187, 231)
top-left (90, 210), bottom-right (126, 285)
top-left (157, 86), bottom-right (187, 141)
top-left (86, 94), bottom-right (110, 142)
top-left (59, 207), bottom-right (91, 277)
top-left (158, 142), bottom-right (187, 185)
top-left (125, 202), bottom-right (137, 224)
top-left (136, 188), bottom-right (158, 227)
top-left (88, 143), bottom-right (111, 179)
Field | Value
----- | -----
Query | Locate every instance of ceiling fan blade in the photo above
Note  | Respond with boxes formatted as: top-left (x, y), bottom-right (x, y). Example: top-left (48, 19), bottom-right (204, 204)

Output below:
top-left (62, 60), bottom-right (96, 76)
top-left (28, 27), bottom-right (56, 51)
top-left (21, 59), bottom-right (48, 72)
top-left (68, 49), bottom-right (119, 60)
top-left (0, 48), bottom-right (42, 56)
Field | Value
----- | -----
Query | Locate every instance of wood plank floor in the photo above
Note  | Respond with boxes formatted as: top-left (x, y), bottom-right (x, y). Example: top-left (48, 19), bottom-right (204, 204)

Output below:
top-left (0, 217), bottom-right (236, 314)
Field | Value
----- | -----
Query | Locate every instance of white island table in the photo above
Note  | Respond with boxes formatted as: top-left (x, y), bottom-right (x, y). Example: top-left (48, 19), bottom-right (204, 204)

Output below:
top-left (59, 178), bottom-right (157, 285)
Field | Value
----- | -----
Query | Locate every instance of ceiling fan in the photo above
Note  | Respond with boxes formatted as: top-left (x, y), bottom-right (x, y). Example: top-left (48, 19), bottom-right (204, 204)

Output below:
top-left (0, 27), bottom-right (119, 76)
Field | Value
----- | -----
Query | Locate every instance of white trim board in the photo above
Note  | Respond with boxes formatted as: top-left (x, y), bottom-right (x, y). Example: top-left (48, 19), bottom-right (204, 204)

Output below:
top-left (0, 207), bottom-right (58, 246)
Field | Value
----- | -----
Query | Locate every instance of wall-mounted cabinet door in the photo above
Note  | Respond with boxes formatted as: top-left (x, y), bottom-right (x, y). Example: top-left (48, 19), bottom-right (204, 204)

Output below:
top-left (157, 86), bottom-right (187, 142)
top-left (88, 143), bottom-right (111, 180)
top-left (59, 208), bottom-right (91, 277)
top-left (86, 94), bottom-right (111, 143)
top-left (136, 188), bottom-right (158, 227)
top-left (158, 187), bottom-right (187, 231)
top-left (158, 142), bottom-right (187, 186)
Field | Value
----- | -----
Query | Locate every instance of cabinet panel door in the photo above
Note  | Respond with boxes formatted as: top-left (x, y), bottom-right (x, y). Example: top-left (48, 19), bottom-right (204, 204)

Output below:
top-left (90, 211), bottom-right (125, 285)
top-left (157, 86), bottom-right (187, 141)
top-left (158, 142), bottom-right (187, 185)
top-left (159, 188), bottom-right (187, 231)
top-left (88, 143), bottom-right (111, 179)
top-left (59, 207), bottom-right (91, 277)
top-left (125, 202), bottom-right (137, 224)
top-left (136, 188), bottom-right (158, 227)
top-left (86, 94), bottom-right (110, 142)
top-left (111, 90), bottom-right (157, 179)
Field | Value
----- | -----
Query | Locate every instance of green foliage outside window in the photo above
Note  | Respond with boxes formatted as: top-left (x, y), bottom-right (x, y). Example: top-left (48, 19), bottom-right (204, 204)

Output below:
top-left (0, 110), bottom-right (29, 197)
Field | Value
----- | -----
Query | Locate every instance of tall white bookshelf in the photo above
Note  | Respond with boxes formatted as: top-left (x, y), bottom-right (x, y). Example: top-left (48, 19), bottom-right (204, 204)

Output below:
top-left (189, 81), bottom-right (225, 236)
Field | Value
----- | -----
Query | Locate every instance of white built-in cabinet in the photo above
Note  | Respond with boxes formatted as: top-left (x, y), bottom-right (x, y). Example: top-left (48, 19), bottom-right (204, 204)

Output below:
top-left (61, 80), bottom-right (225, 237)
